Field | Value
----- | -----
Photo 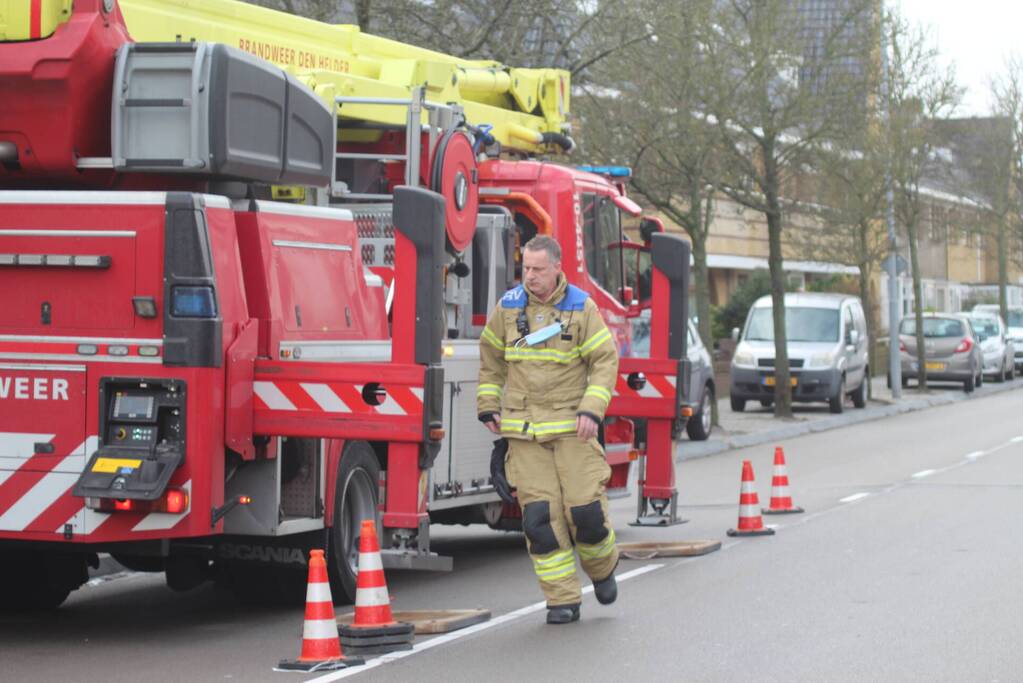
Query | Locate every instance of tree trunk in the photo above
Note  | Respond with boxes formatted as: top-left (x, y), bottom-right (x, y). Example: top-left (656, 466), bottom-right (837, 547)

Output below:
top-left (690, 226), bottom-right (717, 426)
top-left (763, 165), bottom-right (792, 417)
top-left (998, 214), bottom-right (1009, 325)
top-left (355, 0), bottom-right (372, 32)
top-left (855, 218), bottom-right (879, 400)
top-left (906, 217), bottom-right (927, 390)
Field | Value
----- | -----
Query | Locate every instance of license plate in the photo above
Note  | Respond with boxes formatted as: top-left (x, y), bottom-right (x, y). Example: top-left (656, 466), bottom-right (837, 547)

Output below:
top-left (763, 376), bottom-right (797, 387)
top-left (924, 362), bottom-right (946, 371)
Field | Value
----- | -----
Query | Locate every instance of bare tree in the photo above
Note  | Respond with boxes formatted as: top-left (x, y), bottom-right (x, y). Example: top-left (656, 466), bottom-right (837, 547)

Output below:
top-left (802, 128), bottom-right (889, 397)
top-left (989, 56), bottom-right (1023, 324)
top-left (577, 1), bottom-right (719, 351)
top-left (696, 0), bottom-right (876, 416)
top-left (244, 0), bottom-right (651, 81)
top-left (883, 9), bottom-right (961, 391)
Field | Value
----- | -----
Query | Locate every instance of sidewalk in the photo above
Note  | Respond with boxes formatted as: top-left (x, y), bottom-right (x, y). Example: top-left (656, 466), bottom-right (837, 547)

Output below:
top-left (678, 374), bottom-right (1023, 460)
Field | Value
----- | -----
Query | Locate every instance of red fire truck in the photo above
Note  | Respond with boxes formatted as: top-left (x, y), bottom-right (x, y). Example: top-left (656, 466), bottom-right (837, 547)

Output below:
top-left (0, 0), bottom-right (691, 608)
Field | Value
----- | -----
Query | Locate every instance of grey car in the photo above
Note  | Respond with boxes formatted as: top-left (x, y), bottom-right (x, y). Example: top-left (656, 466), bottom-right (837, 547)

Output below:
top-left (968, 313), bottom-right (1015, 382)
top-left (630, 314), bottom-right (715, 441)
top-left (899, 313), bottom-right (983, 392)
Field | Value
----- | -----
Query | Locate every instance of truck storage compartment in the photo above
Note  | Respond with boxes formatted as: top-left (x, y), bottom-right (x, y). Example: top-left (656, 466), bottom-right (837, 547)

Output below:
top-left (0, 364), bottom-right (87, 474)
top-left (0, 227), bottom-right (138, 331)
top-left (111, 41), bottom-right (333, 186)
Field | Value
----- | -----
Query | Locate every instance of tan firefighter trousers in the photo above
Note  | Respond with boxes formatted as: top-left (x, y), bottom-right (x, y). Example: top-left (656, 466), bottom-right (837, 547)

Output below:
top-left (505, 435), bottom-right (619, 607)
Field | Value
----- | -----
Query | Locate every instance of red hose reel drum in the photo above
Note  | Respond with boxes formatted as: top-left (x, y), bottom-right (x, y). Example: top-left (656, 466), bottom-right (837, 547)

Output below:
top-left (430, 131), bottom-right (479, 255)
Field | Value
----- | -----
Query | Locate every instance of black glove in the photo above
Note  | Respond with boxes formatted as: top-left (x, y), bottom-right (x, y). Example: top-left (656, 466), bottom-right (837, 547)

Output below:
top-left (490, 438), bottom-right (516, 505)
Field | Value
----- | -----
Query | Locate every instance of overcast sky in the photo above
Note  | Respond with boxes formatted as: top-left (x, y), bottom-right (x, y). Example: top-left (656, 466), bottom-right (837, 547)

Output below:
top-left (897, 0), bottom-right (1023, 117)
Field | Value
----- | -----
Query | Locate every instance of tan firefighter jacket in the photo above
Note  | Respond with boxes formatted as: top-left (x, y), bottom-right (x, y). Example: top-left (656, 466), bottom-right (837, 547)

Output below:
top-left (477, 275), bottom-right (619, 441)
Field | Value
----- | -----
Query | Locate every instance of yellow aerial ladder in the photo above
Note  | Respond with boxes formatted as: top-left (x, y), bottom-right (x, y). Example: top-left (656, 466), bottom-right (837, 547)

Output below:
top-left (116, 0), bottom-right (571, 153)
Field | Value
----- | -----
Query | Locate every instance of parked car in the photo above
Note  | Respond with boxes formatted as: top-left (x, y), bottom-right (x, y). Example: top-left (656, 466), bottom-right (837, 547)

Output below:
top-left (630, 314), bottom-right (715, 440)
top-left (898, 313), bottom-right (983, 392)
top-left (972, 304), bottom-right (1023, 370)
top-left (729, 293), bottom-right (869, 414)
top-left (967, 313), bottom-right (1015, 382)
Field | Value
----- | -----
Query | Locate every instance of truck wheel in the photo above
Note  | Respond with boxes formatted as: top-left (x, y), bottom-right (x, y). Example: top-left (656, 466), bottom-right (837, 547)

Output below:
top-left (851, 370), bottom-right (867, 408)
top-left (0, 551), bottom-right (87, 611)
top-left (329, 441), bottom-right (381, 604)
top-left (730, 396), bottom-right (746, 412)
top-left (828, 377), bottom-right (845, 414)
top-left (686, 384), bottom-right (714, 441)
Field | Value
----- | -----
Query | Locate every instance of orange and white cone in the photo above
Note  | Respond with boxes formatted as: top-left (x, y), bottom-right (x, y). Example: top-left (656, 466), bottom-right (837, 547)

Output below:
top-left (277, 549), bottom-right (364, 672)
top-left (763, 446), bottom-right (804, 515)
top-left (726, 460), bottom-right (775, 537)
top-left (338, 519), bottom-right (415, 655)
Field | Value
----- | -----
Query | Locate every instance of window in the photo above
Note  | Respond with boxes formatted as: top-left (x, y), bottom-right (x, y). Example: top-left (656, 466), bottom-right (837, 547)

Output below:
top-left (580, 192), bottom-right (624, 296)
top-left (745, 307), bottom-right (840, 342)
top-left (844, 306), bottom-right (855, 343)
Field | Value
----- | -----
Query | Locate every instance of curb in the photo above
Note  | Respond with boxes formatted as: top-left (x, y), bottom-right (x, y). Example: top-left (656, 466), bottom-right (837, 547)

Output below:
top-left (677, 377), bottom-right (1023, 462)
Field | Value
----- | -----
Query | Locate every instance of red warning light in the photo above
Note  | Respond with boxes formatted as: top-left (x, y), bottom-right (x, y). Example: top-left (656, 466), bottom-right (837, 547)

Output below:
top-left (164, 489), bottom-right (188, 514)
top-left (114, 499), bottom-right (133, 511)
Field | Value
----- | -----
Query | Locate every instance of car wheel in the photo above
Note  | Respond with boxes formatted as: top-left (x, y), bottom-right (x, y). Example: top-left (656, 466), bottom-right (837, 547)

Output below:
top-left (730, 395), bottom-right (746, 412)
top-left (687, 384), bottom-right (714, 441)
top-left (976, 369), bottom-right (983, 388)
top-left (1010, 363), bottom-right (1016, 380)
top-left (828, 376), bottom-right (845, 414)
top-left (759, 398), bottom-right (773, 408)
top-left (328, 441), bottom-right (381, 605)
top-left (964, 373), bottom-right (974, 393)
top-left (851, 370), bottom-right (867, 408)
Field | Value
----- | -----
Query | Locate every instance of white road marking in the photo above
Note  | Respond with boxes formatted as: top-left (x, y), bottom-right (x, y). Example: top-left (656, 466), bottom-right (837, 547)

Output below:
top-left (304, 563), bottom-right (665, 682)
top-left (1011, 436), bottom-right (1023, 444)
top-left (964, 450), bottom-right (986, 460)
top-left (839, 492), bottom-right (871, 503)
top-left (911, 469), bottom-right (936, 479)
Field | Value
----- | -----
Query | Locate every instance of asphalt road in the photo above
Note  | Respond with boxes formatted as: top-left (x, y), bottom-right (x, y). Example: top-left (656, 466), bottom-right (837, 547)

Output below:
top-left (2, 390), bottom-right (1021, 682)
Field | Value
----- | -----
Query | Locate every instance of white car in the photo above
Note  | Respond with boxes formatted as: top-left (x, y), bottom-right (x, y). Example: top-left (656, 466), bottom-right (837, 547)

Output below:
top-left (972, 305), bottom-right (1023, 370)
top-left (968, 313), bottom-right (1015, 382)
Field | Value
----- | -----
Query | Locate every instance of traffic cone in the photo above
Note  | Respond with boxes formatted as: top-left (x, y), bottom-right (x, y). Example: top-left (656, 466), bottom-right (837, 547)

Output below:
top-left (277, 549), bottom-right (364, 672)
top-left (338, 519), bottom-right (415, 655)
top-left (726, 460), bottom-right (775, 537)
top-left (763, 446), bottom-right (804, 515)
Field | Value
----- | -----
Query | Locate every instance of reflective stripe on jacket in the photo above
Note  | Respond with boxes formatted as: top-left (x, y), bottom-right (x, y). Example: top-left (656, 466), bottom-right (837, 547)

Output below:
top-left (477, 276), bottom-right (619, 441)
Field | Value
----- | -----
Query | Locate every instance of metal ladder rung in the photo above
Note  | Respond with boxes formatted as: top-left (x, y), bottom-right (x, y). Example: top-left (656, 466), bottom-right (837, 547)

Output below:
top-left (337, 152), bottom-right (408, 161)
top-left (333, 191), bottom-right (394, 201)
top-left (123, 98), bottom-right (190, 107)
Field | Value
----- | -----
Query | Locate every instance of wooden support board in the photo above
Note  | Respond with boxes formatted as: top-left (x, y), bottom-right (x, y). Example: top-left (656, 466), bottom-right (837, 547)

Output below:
top-left (336, 609), bottom-right (491, 635)
top-left (618, 540), bottom-right (722, 560)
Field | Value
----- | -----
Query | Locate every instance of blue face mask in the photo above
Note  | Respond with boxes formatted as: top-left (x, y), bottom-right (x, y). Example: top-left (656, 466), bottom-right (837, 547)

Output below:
top-left (517, 322), bottom-right (563, 347)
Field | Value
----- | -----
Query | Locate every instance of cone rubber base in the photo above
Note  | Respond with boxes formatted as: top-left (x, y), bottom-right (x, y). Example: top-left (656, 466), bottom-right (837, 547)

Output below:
top-left (276, 656), bottom-right (365, 672)
top-left (339, 622), bottom-right (415, 639)
top-left (339, 621), bottom-right (414, 655)
top-left (763, 506), bottom-right (804, 515)
top-left (727, 527), bottom-right (775, 537)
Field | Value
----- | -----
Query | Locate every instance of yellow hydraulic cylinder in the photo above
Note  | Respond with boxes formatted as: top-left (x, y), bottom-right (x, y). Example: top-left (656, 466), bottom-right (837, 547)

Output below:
top-left (115, 0), bottom-right (571, 152)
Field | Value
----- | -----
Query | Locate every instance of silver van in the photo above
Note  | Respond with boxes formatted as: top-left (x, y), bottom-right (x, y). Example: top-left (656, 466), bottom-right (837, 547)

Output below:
top-left (729, 293), bottom-right (869, 413)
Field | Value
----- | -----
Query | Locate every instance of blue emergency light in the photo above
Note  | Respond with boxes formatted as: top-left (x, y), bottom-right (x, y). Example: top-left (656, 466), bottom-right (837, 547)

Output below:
top-left (576, 165), bottom-right (633, 178)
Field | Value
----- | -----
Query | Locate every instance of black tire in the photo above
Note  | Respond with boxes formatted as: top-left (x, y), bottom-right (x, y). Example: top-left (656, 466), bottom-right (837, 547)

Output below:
top-left (759, 398), bottom-right (774, 408)
top-left (1010, 363), bottom-right (1016, 380)
top-left (851, 369), bottom-right (867, 408)
top-left (964, 373), bottom-right (974, 393)
top-left (730, 395), bottom-right (746, 412)
top-left (0, 552), bottom-right (86, 611)
top-left (976, 370), bottom-right (983, 388)
top-left (686, 384), bottom-right (714, 441)
top-left (329, 441), bottom-right (381, 604)
top-left (828, 376), bottom-right (845, 414)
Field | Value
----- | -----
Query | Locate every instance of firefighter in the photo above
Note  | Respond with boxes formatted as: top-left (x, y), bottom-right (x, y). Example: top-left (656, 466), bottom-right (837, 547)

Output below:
top-left (478, 235), bottom-right (620, 624)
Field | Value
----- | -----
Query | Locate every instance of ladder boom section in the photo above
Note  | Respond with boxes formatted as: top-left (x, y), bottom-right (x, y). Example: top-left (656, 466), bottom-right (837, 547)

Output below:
top-left (118, 0), bottom-right (571, 151)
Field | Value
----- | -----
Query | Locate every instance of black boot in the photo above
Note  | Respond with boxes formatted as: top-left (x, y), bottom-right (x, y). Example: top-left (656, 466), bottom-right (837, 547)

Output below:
top-left (546, 604), bottom-right (581, 624)
top-left (593, 572), bottom-right (617, 605)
